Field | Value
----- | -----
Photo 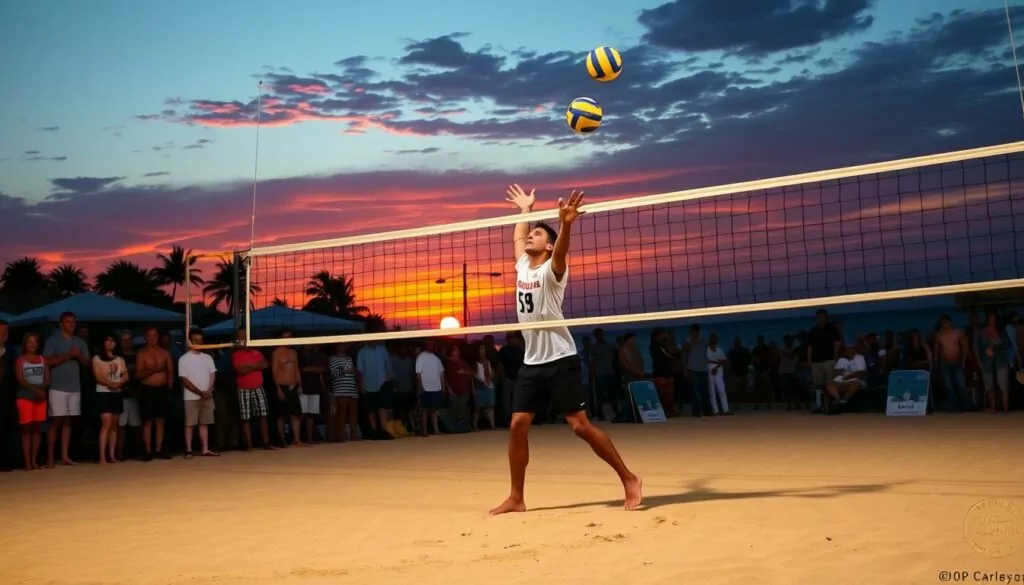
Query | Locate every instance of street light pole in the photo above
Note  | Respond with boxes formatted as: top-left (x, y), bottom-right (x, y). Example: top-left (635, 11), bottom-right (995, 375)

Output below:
top-left (462, 261), bottom-right (469, 328)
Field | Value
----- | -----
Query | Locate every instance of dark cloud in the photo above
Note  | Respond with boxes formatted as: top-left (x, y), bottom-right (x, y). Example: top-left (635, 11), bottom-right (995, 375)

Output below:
top-left (48, 176), bottom-right (124, 200)
top-left (24, 150), bottom-right (40, 156)
top-left (37, 126), bottom-right (60, 132)
top-left (21, 150), bottom-right (67, 162)
top-left (143, 171), bottom-right (170, 177)
top-left (386, 147), bottom-right (442, 155)
top-left (638, 0), bottom-right (875, 56)
top-left (183, 138), bottom-right (214, 150)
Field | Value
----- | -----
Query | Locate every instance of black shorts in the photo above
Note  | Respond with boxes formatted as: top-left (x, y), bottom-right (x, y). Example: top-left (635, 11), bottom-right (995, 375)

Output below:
top-left (138, 386), bottom-right (169, 421)
top-left (418, 391), bottom-right (444, 410)
top-left (363, 386), bottom-right (393, 410)
top-left (96, 392), bottom-right (123, 415)
top-left (513, 355), bottom-right (587, 416)
top-left (278, 386), bottom-right (302, 417)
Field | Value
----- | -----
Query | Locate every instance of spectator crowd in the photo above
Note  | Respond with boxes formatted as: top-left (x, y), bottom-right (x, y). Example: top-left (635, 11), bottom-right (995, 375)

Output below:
top-left (0, 306), bottom-right (1020, 472)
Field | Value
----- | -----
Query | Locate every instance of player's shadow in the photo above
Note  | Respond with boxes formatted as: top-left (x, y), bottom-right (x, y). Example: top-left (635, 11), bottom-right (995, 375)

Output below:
top-left (528, 477), bottom-right (902, 512)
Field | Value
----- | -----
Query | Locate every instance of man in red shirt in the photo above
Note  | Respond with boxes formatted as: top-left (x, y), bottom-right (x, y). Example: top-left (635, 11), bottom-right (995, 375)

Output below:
top-left (230, 329), bottom-right (276, 450)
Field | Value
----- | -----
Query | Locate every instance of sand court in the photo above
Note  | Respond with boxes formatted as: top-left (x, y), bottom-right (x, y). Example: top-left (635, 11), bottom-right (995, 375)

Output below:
top-left (1, 412), bottom-right (1023, 585)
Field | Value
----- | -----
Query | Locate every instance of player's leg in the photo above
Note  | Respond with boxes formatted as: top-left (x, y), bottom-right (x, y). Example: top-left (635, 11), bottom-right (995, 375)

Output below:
top-left (489, 368), bottom-right (540, 515)
top-left (555, 357), bottom-right (643, 510)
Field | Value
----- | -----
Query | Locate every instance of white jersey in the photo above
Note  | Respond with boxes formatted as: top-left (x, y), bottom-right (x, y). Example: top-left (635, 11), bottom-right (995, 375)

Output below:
top-left (515, 254), bottom-right (577, 365)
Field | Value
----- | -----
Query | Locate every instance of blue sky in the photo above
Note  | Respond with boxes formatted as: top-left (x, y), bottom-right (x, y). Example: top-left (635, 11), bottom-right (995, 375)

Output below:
top-left (1, 0), bottom-right (1022, 328)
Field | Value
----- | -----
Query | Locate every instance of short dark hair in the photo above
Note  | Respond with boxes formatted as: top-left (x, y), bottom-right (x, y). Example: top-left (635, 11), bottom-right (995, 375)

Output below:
top-left (816, 308), bottom-right (828, 317)
top-left (59, 311), bottom-right (75, 322)
top-left (188, 328), bottom-right (203, 339)
top-left (533, 221), bottom-right (558, 245)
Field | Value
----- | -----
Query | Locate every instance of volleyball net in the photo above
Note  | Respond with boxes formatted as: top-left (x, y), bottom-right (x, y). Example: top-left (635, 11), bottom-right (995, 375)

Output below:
top-left (188, 141), bottom-right (1024, 349)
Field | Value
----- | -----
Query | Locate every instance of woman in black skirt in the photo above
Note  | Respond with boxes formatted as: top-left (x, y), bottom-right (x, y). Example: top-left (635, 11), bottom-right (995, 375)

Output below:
top-left (92, 333), bottom-right (129, 464)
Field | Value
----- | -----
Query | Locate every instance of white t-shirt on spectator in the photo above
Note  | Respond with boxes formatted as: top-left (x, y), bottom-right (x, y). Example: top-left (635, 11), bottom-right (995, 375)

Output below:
top-left (706, 346), bottom-right (726, 375)
top-left (179, 351), bottom-right (217, 400)
top-left (833, 354), bottom-right (866, 385)
top-left (415, 351), bottom-right (445, 392)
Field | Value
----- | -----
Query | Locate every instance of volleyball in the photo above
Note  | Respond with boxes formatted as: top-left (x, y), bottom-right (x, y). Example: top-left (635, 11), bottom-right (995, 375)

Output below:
top-left (586, 46), bottom-right (623, 82)
top-left (566, 97), bottom-right (603, 133)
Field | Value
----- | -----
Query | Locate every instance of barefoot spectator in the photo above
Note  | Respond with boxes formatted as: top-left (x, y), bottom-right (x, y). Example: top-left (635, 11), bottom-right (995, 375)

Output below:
top-left (180, 330), bottom-right (218, 458)
top-left (649, 328), bottom-right (677, 417)
top-left (231, 329), bottom-right (274, 451)
top-left (705, 334), bottom-right (731, 415)
top-left (414, 341), bottom-right (446, 436)
top-left (116, 332), bottom-right (141, 460)
top-left (136, 326), bottom-right (173, 461)
top-left (93, 333), bottom-right (128, 465)
top-left (683, 325), bottom-right (708, 417)
top-left (15, 332), bottom-right (48, 470)
top-left (976, 311), bottom-right (1011, 413)
top-left (44, 311), bottom-right (90, 467)
top-left (780, 335), bottom-right (806, 410)
top-left (327, 343), bottom-right (360, 442)
top-left (905, 330), bottom-right (932, 370)
top-left (271, 330), bottom-right (305, 446)
top-left (0, 320), bottom-right (16, 472)
top-left (935, 315), bottom-right (969, 412)
top-left (823, 341), bottom-right (866, 414)
top-left (445, 345), bottom-right (472, 425)
top-left (299, 345), bottom-right (328, 444)
top-left (472, 343), bottom-right (496, 430)
top-left (356, 340), bottom-right (394, 437)
top-left (807, 309), bottom-right (841, 413)
top-left (389, 343), bottom-right (416, 429)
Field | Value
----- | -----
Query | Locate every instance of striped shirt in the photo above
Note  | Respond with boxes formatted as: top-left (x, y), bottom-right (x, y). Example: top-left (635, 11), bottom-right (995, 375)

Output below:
top-left (328, 355), bottom-right (358, 398)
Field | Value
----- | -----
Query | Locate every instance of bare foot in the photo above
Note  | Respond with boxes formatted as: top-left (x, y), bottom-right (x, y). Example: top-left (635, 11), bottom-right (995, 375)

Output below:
top-left (99, 459), bottom-right (107, 465)
top-left (45, 461), bottom-right (55, 469)
top-left (623, 476), bottom-right (643, 511)
top-left (110, 458), bottom-right (119, 464)
top-left (489, 497), bottom-right (527, 515)
top-left (61, 458), bottom-right (77, 466)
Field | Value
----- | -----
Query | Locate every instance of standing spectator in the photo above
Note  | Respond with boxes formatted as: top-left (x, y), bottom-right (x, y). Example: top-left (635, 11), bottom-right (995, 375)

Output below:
top-left (727, 339), bottom-right (751, 406)
top-left (807, 309), bottom-right (842, 413)
top-left (0, 320), bottom-right (16, 472)
top-left (683, 324), bottom-right (707, 417)
top-left (388, 343), bottom-right (417, 430)
top-left (136, 326), bottom-right (174, 461)
top-left (231, 329), bottom-right (275, 450)
top-left (212, 348), bottom-right (240, 452)
top-left (976, 311), bottom-right (1011, 413)
top-left (497, 332), bottom-right (525, 426)
top-left (649, 328), bottom-right (677, 417)
top-left (271, 330), bottom-right (305, 447)
top-left (588, 329), bottom-right (617, 421)
top-left (356, 340), bottom-right (394, 438)
top-left (299, 345), bottom-right (328, 444)
top-left (116, 332), bottom-right (141, 461)
top-left (471, 342), bottom-right (497, 430)
top-left (179, 330), bottom-right (219, 458)
top-left (92, 333), bottom-right (128, 465)
top-left (705, 334), bottom-right (731, 415)
top-left (934, 315), bottom-right (970, 412)
top-left (43, 311), bottom-right (90, 467)
top-left (445, 345), bottom-right (473, 425)
top-left (414, 341), bottom-right (446, 436)
top-left (15, 332), bottom-right (48, 471)
top-left (905, 330), bottom-right (932, 370)
top-left (780, 335), bottom-right (806, 410)
top-left (327, 343), bottom-right (360, 442)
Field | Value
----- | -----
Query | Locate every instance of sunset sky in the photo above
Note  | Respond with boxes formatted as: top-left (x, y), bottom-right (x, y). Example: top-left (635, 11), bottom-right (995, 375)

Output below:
top-left (1, 0), bottom-right (1023, 329)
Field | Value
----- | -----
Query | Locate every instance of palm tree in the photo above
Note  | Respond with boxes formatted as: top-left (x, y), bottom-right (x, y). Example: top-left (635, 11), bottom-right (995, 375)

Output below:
top-left (1, 257), bottom-right (47, 294)
top-left (360, 312), bottom-right (388, 333)
top-left (271, 297), bottom-right (289, 307)
top-left (95, 260), bottom-right (172, 307)
top-left (152, 245), bottom-right (204, 300)
top-left (203, 258), bottom-right (261, 314)
top-left (47, 264), bottom-right (90, 297)
top-left (303, 270), bottom-right (367, 317)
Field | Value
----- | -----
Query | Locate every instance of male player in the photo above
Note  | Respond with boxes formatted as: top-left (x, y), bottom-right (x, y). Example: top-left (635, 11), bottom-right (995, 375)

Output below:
top-left (489, 184), bottom-right (642, 515)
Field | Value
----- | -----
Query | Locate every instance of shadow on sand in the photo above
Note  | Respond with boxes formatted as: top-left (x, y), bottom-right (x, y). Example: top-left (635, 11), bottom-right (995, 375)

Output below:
top-left (528, 477), bottom-right (904, 512)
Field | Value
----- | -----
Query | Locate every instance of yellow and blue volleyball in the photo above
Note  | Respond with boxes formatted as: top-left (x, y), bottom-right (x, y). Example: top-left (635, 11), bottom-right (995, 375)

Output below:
top-left (566, 97), bottom-right (603, 133)
top-left (586, 46), bottom-right (623, 82)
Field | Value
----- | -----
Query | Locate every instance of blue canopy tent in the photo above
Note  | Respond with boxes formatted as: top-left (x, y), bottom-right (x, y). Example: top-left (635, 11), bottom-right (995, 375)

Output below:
top-left (7, 293), bottom-right (183, 326)
top-left (0, 312), bottom-right (13, 322)
top-left (203, 305), bottom-right (365, 337)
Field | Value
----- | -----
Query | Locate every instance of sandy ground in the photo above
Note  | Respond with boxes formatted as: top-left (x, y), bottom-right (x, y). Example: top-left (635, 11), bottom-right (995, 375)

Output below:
top-left (1, 412), bottom-right (1023, 585)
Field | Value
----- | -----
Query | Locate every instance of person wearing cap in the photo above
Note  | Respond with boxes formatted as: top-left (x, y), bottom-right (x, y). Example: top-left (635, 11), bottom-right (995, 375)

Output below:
top-left (823, 339), bottom-right (866, 415)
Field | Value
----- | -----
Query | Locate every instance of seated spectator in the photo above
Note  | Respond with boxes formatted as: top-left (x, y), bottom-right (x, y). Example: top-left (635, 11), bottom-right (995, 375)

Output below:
top-left (823, 341), bottom-right (867, 415)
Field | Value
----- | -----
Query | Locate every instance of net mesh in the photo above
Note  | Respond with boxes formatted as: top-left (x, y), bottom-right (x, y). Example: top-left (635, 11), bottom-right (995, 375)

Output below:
top-left (242, 145), bottom-right (1024, 345)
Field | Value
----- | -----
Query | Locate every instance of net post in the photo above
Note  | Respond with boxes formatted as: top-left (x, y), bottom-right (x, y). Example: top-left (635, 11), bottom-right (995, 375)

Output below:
top-left (232, 251), bottom-right (242, 332)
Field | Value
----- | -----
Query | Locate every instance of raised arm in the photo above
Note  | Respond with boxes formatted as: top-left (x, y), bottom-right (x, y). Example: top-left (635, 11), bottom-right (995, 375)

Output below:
top-left (551, 190), bottom-right (584, 280)
top-left (505, 184), bottom-right (535, 262)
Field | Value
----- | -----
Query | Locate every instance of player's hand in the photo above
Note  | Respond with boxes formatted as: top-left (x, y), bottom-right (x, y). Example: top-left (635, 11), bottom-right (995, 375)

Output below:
top-left (558, 190), bottom-right (585, 224)
top-left (505, 184), bottom-right (535, 212)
